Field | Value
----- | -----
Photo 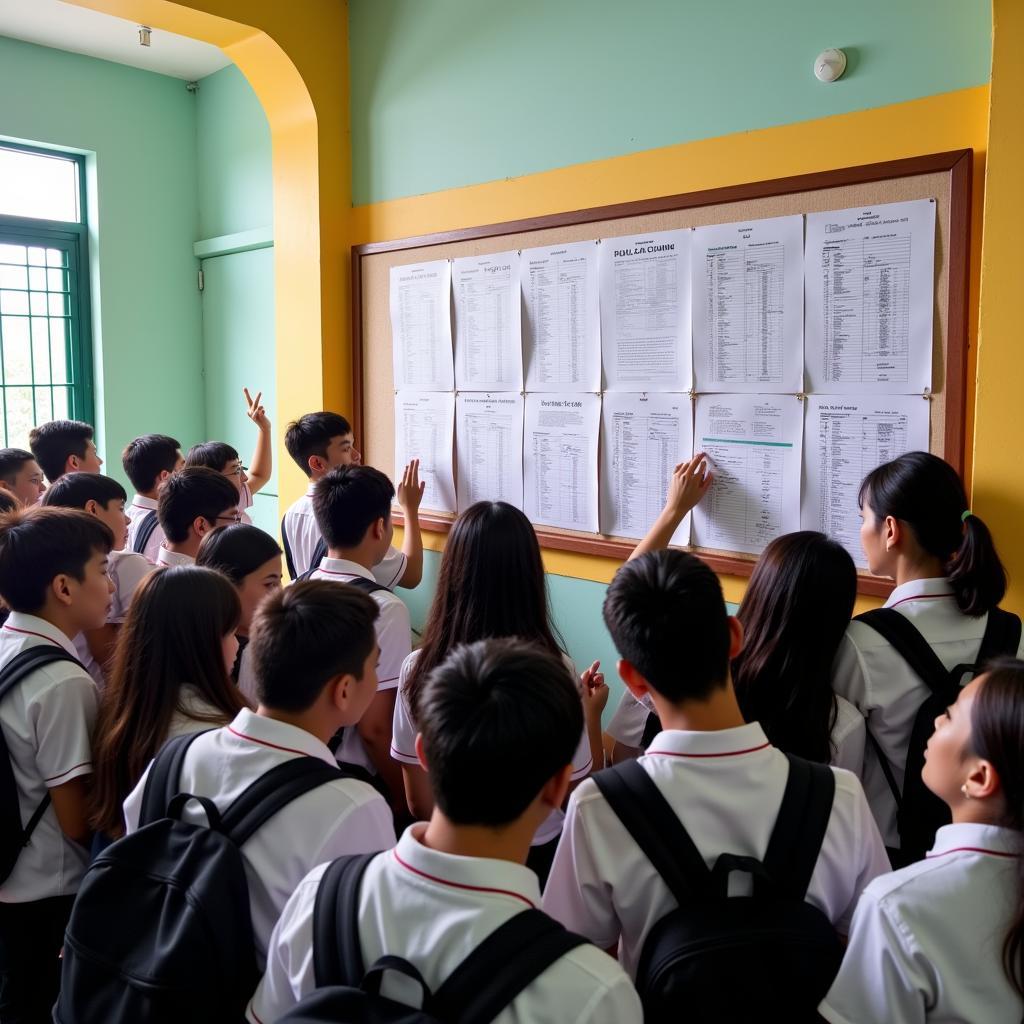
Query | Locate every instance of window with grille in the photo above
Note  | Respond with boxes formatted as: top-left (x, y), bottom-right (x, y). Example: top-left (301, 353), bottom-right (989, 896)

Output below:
top-left (0, 143), bottom-right (93, 448)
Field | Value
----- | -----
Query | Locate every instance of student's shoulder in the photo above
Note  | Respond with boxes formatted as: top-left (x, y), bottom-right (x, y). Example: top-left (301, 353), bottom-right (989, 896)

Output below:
top-left (841, 618), bottom-right (896, 655)
top-left (15, 651), bottom-right (96, 698)
top-left (319, 772), bottom-right (392, 816)
top-left (110, 549), bottom-right (154, 584)
top-left (548, 941), bottom-right (642, 1019)
top-left (861, 851), bottom-right (965, 907)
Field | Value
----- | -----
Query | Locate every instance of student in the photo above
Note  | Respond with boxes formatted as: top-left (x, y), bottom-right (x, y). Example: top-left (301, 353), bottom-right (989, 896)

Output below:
top-left (307, 466), bottom-right (412, 810)
top-left (28, 418), bottom-right (102, 483)
top-left (821, 658), bottom-right (1024, 1023)
top-left (833, 451), bottom-right (1024, 856)
top-left (42, 472), bottom-right (153, 686)
top-left (282, 410), bottom-right (423, 586)
top-left (123, 581), bottom-right (395, 967)
top-left (543, 550), bottom-right (889, 978)
top-left (196, 523), bottom-right (284, 700)
top-left (0, 507), bottom-right (114, 1022)
top-left (90, 565), bottom-right (249, 842)
top-left (0, 448), bottom-right (45, 506)
top-left (249, 638), bottom-right (641, 1024)
top-left (390, 500), bottom-right (606, 882)
top-left (156, 466), bottom-right (241, 567)
top-left (184, 387), bottom-right (273, 524)
top-left (121, 433), bottom-right (183, 561)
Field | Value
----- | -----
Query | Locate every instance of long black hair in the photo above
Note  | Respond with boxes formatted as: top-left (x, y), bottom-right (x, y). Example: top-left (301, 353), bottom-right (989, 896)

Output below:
top-left (733, 532), bottom-right (856, 763)
top-left (859, 451), bottom-right (1006, 616)
top-left (196, 523), bottom-right (282, 584)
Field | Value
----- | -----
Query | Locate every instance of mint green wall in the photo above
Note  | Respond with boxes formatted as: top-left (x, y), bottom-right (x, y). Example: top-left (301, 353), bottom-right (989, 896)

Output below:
top-left (0, 35), bottom-right (204, 477)
top-left (350, 0), bottom-right (992, 204)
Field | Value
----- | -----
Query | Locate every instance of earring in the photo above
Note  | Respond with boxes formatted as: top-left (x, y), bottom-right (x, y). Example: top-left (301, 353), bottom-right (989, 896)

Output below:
top-left (961, 783), bottom-right (972, 799)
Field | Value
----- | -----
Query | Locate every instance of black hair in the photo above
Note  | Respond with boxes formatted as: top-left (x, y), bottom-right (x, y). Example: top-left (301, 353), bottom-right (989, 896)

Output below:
top-left (733, 532), bottom-right (856, 763)
top-left (0, 506), bottom-right (113, 612)
top-left (121, 434), bottom-right (181, 493)
top-left (196, 524), bottom-right (283, 584)
top-left (28, 419), bottom-right (94, 482)
top-left (285, 412), bottom-right (353, 477)
top-left (42, 472), bottom-right (127, 511)
top-left (184, 441), bottom-right (240, 474)
top-left (249, 581), bottom-right (379, 711)
top-left (0, 492), bottom-right (16, 515)
top-left (417, 638), bottom-right (583, 826)
top-left (859, 451), bottom-right (1006, 616)
top-left (312, 465), bottom-right (393, 549)
top-left (603, 549), bottom-right (731, 702)
top-left (157, 467), bottom-right (240, 543)
top-left (0, 448), bottom-right (37, 486)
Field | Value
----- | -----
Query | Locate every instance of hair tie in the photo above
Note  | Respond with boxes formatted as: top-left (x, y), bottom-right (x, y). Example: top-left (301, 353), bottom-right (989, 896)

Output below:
top-left (961, 509), bottom-right (973, 523)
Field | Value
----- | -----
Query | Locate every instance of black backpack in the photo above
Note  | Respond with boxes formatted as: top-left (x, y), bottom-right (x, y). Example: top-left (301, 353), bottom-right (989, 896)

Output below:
top-left (593, 755), bottom-right (841, 1024)
top-left (56, 730), bottom-right (357, 1024)
top-left (0, 645), bottom-right (84, 883)
top-left (279, 852), bottom-right (588, 1024)
top-left (131, 510), bottom-right (160, 556)
top-left (854, 605), bottom-right (1022, 865)
top-left (296, 562), bottom-right (387, 593)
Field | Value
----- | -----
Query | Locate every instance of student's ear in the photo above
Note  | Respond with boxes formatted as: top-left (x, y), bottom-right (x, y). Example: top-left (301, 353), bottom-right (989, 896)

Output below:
top-left (193, 516), bottom-right (213, 538)
top-left (964, 757), bottom-right (1001, 802)
top-left (414, 732), bottom-right (429, 772)
top-left (370, 517), bottom-right (387, 542)
top-left (307, 454), bottom-right (327, 477)
top-left (49, 572), bottom-right (75, 608)
top-left (540, 763), bottom-right (574, 811)
top-left (884, 515), bottom-right (902, 552)
top-left (726, 615), bottom-right (744, 660)
top-left (618, 658), bottom-right (650, 701)
top-left (328, 671), bottom-right (357, 713)
top-left (156, 469), bottom-right (172, 487)
top-left (83, 498), bottom-right (100, 517)
top-left (65, 455), bottom-right (80, 473)
top-left (0, 481), bottom-right (12, 496)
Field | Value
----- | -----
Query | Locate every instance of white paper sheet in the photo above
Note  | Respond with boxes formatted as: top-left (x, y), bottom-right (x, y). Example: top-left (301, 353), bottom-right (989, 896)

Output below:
top-left (523, 393), bottom-right (601, 532)
top-left (801, 395), bottom-right (930, 566)
top-left (394, 391), bottom-right (456, 513)
top-left (390, 260), bottom-right (454, 391)
top-left (691, 393), bottom-right (803, 555)
top-left (453, 252), bottom-right (522, 391)
top-left (805, 199), bottom-right (935, 394)
top-left (600, 230), bottom-right (692, 391)
top-left (521, 241), bottom-right (601, 392)
top-left (455, 392), bottom-right (524, 511)
top-left (692, 214), bottom-right (804, 393)
top-left (600, 392), bottom-right (694, 545)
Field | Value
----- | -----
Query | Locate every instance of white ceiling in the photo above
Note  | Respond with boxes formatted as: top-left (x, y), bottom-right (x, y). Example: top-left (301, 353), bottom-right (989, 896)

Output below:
top-left (0, 0), bottom-right (231, 81)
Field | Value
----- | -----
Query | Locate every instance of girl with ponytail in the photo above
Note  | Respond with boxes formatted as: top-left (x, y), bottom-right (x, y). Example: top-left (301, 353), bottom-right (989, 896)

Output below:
top-left (833, 451), bottom-right (1022, 857)
top-left (821, 660), bottom-right (1024, 1023)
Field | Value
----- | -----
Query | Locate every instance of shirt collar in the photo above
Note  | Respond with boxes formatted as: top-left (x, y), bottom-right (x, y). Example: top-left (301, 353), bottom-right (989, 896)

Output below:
top-left (225, 708), bottom-right (337, 766)
top-left (928, 822), bottom-right (1021, 859)
top-left (319, 556), bottom-right (373, 581)
top-left (643, 721), bottom-right (773, 759)
top-left (391, 823), bottom-right (541, 909)
top-left (884, 577), bottom-right (955, 609)
top-left (4, 611), bottom-right (79, 657)
top-left (157, 546), bottom-right (195, 568)
top-left (130, 494), bottom-right (159, 511)
top-left (306, 482), bottom-right (317, 497)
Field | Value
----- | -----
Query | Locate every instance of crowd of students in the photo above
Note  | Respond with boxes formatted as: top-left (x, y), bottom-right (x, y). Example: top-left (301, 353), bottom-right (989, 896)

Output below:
top-left (0, 400), bottom-right (1021, 1022)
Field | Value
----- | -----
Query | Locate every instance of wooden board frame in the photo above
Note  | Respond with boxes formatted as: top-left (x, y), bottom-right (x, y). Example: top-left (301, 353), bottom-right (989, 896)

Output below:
top-left (352, 150), bottom-right (972, 597)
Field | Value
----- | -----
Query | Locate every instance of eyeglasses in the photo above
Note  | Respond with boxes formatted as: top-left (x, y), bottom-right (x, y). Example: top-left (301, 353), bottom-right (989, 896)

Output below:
top-left (215, 513), bottom-right (243, 524)
top-left (225, 464), bottom-right (248, 477)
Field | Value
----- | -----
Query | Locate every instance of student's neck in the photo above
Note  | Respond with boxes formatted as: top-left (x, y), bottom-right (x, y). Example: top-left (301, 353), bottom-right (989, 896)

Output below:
top-left (649, 678), bottom-right (747, 733)
top-left (167, 538), bottom-right (200, 559)
top-left (327, 545), bottom-right (375, 571)
top-left (951, 797), bottom-right (1007, 828)
top-left (140, 488), bottom-right (159, 500)
top-left (422, 811), bottom-right (536, 867)
top-left (255, 704), bottom-right (335, 746)
top-left (893, 552), bottom-right (947, 588)
top-left (28, 603), bottom-right (80, 643)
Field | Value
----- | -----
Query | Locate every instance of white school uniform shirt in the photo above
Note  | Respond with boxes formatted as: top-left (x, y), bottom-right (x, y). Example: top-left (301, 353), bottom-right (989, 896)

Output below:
top-left (309, 557), bottom-right (411, 773)
top-left (155, 545), bottom-right (195, 569)
top-left (248, 823), bottom-right (642, 1024)
top-left (123, 708), bottom-right (395, 967)
top-left (237, 640), bottom-right (258, 704)
top-left (542, 723), bottom-right (890, 977)
top-left (73, 548), bottom-right (153, 686)
top-left (0, 612), bottom-right (97, 903)
top-left (820, 823), bottom-right (1022, 1024)
top-left (605, 688), bottom-right (867, 775)
top-left (126, 494), bottom-right (165, 563)
top-left (282, 484), bottom-right (407, 585)
top-left (391, 649), bottom-right (593, 845)
top-left (239, 480), bottom-right (254, 526)
top-left (832, 577), bottom-right (1024, 846)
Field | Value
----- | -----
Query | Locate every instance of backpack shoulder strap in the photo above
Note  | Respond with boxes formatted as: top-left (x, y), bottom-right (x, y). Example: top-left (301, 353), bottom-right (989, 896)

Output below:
top-left (132, 510), bottom-right (159, 555)
top-left (854, 608), bottom-right (952, 696)
top-left (640, 709), bottom-right (662, 750)
top-left (591, 760), bottom-right (710, 905)
top-left (345, 576), bottom-right (389, 597)
top-left (312, 852), bottom-right (377, 988)
top-left (760, 755), bottom-right (836, 900)
top-left (138, 729), bottom-right (210, 826)
top-left (0, 646), bottom-right (82, 703)
top-left (431, 909), bottom-right (588, 1024)
top-left (309, 536), bottom-right (327, 572)
top-left (281, 515), bottom-right (297, 579)
top-left (977, 608), bottom-right (1023, 666)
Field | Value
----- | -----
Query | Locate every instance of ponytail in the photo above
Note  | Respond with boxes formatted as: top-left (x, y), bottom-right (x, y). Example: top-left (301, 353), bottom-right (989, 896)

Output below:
top-left (970, 659), bottom-right (1024, 1004)
top-left (859, 452), bottom-right (1006, 616)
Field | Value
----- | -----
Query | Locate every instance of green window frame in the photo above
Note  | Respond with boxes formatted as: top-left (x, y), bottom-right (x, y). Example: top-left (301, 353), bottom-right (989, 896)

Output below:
top-left (0, 141), bottom-right (94, 447)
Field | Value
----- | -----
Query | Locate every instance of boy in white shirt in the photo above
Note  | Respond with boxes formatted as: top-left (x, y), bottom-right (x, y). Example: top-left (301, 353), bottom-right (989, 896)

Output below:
top-left (282, 411), bottom-right (423, 586)
top-left (0, 449), bottom-right (45, 507)
top-left (123, 580), bottom-right (395, 968)
top-left (121, 433), bottom-right (183, 560)
top-left (42, 472), bottom-right (153, 685)
top-left (155, 467), bottom-right (241, 568)
top-left (0, 507), bottom-right (114, 1020)
top-left (28, 418), bottom-right (102, 484)
top-left (543, 550), bottom-right (890, 977)
top-left (249, 637), bottom-right (641, 1024)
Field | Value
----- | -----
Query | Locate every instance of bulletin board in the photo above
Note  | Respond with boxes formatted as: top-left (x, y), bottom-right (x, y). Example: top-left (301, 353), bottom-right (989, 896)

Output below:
top-left (352, 150), bottom-right (972, 597)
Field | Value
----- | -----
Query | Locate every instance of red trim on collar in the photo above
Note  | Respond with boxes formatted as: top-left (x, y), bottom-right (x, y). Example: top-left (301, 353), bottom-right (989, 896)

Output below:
top-left (227, 724), bottom-right (310, 758)
top-left (645, 741), bottom-right (772, 759)
top-left (926, 846), bottom-right (1020, 860)
top-left (887, 593), bottom-right (956, 611)
top-left (2, 624), bottom-right (60, 646)
top-left (392, 848), bottom-right (536, 908)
